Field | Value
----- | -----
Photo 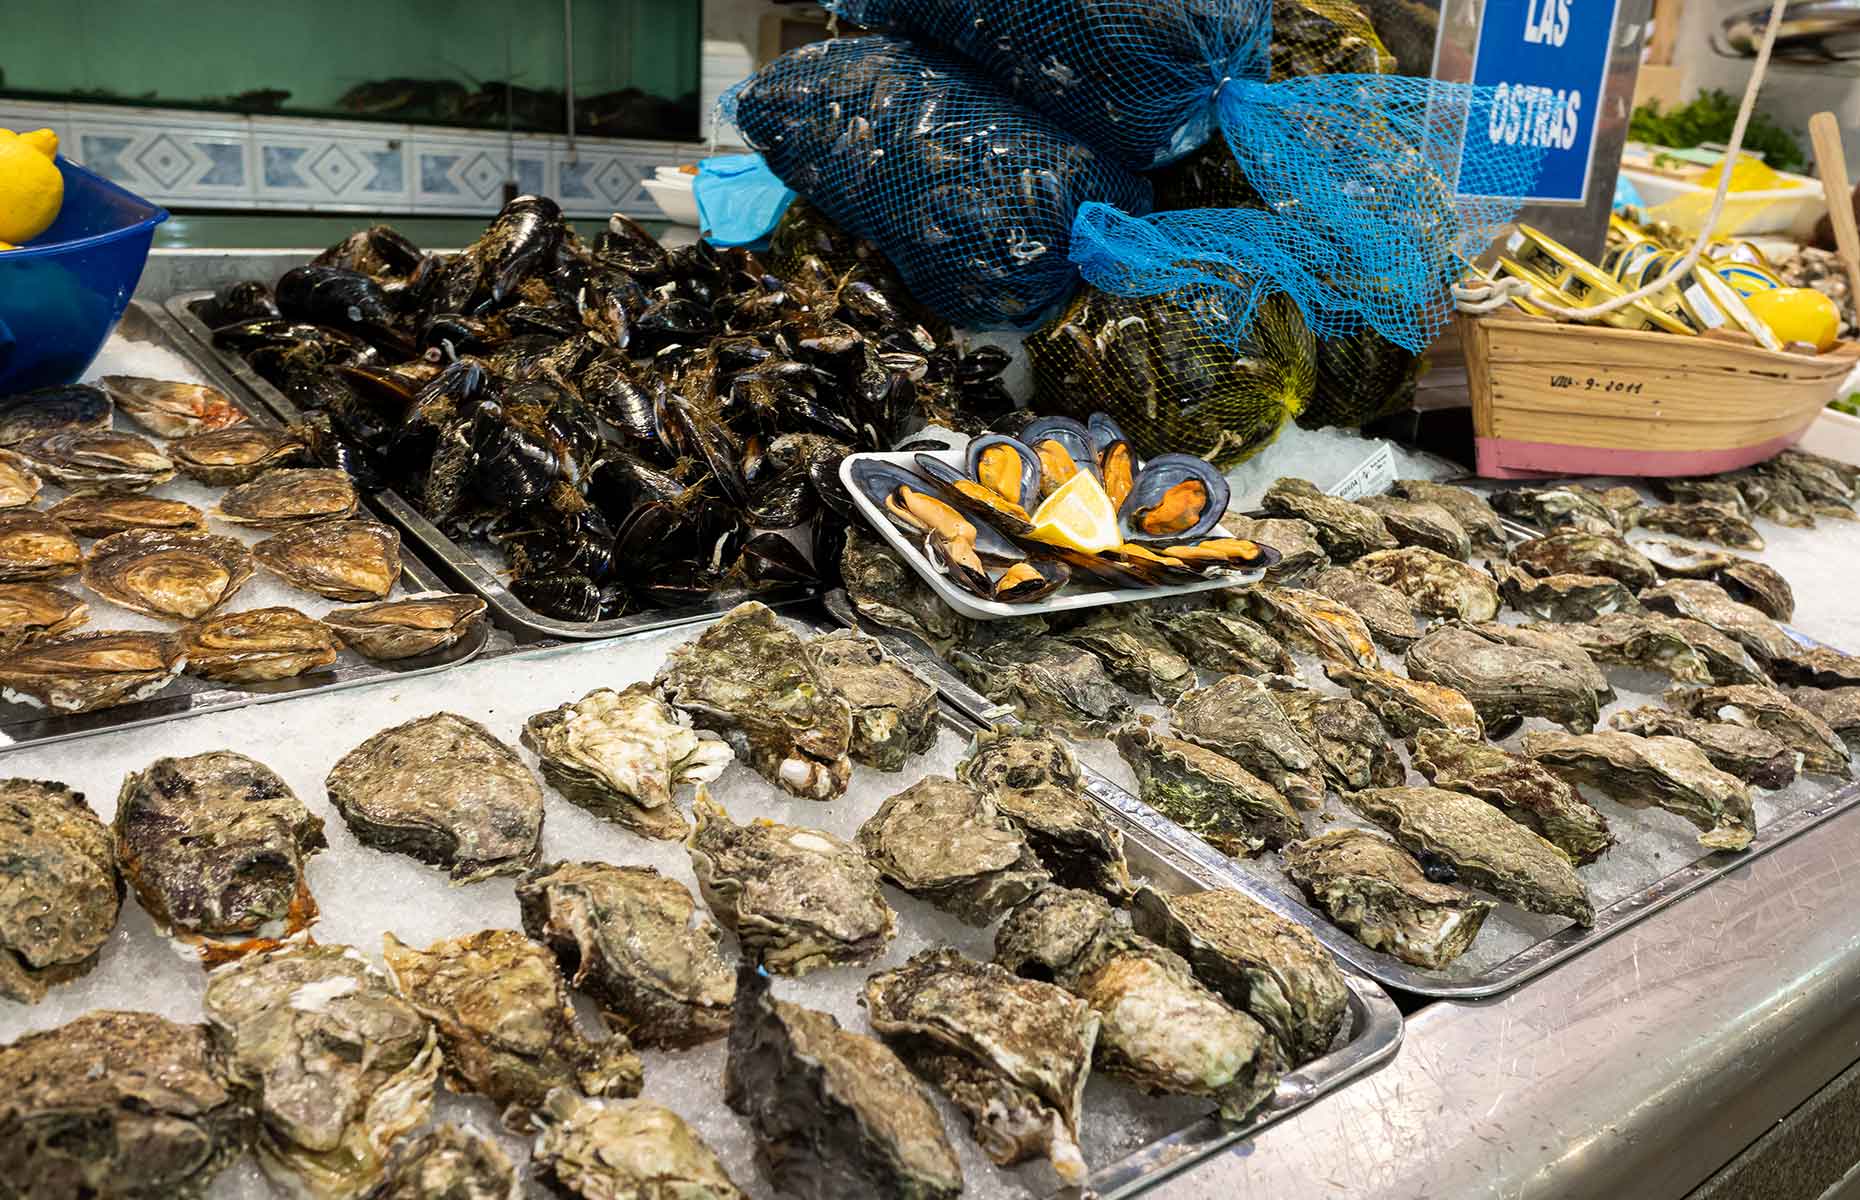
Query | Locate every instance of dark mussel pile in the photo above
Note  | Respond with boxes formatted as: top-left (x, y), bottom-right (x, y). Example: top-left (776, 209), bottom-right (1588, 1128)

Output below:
top-left (206, 196), bottom-right (1014, 621)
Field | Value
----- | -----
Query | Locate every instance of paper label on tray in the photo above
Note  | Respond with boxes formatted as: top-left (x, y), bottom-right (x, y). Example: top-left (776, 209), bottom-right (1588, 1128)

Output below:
top-left (1327, 443), bottom-right (1398, 500)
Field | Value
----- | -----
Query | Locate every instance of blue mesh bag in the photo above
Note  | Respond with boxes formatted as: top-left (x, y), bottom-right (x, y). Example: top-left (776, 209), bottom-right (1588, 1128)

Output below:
top-left (723, 36), bottom-right (1152, 330)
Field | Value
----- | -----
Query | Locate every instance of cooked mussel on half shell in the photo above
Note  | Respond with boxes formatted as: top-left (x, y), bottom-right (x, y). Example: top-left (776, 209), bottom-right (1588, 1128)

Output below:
top-left (181, 606), bottom-right (343, 683)
top-left (82, 529), bottom-right (255, 620)
top-left (1090, 412), bottom-right (1138, 507)
top-left (1021, 415), bottom-right (1104, 497)
top-left (0, 449), bottom-right (42, 509)
top-left (214, 467), bottom-right (360, 528)
top-left (45, 494), bottom-right (205, 538)
top-left (253, 518), bottom-right (402, 601)
top-left (0, 629), bottom-right (185, 712)
top-left (321, 593), bottom-right (487, 661)
top-left (14, 430), bottom-right (176, 494)
top-left (913, 437), bottom-right (1041, 535)
top-left (171, 425), bottom-right (308, 486)
top-left (1119, 453), bottom-right (1231, 544)
top-left (0, 512), bottom-right (80, 581)
top-left (852, 459), bottom-right (1066, 604)
top-left (98, 375), bottom-right (247, 437)
top-left (0, 582), bottom-right (88, 652)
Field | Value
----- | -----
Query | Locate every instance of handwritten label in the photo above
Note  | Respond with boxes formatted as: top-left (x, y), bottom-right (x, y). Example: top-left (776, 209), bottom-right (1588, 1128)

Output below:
top-left (1328, 443), bottom-right (1398, 500)
top-left (1549, 375), bottom-right (1645, 393)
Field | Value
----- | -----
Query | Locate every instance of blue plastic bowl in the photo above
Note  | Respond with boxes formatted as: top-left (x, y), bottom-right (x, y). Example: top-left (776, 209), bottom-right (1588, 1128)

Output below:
top-left (0, 156), bottom-right (168, 395)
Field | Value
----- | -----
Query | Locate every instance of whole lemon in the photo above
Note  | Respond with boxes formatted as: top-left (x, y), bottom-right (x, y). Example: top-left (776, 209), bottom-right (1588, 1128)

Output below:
top-left (0, 128), bottom-right (65, 247)
top-left (1743, 287), bottom-right (1842, 353)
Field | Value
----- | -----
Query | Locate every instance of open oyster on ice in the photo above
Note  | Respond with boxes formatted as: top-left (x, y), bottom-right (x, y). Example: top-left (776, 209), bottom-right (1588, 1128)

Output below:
top-left (1354, 546), bottom-right (1501, 621)
top-left (1406, 621), bottom-right (1601, 735)
top-left (171, 425), bottom-right (308, 486)
top-left (370, 1124), bottom-right (522, 1200)
top-left (1311, 566), bottom-right (1422, 651)
top-left (1113, 719), bottom-right (1304, 854)
top-left (1282, 828), bottom-right (1495, 970)
top-left (1268, 681), bottom-right (1405, 790)
top-left (215, 468), bottom-right (360, 529)
top-left (181, 606), bottom-right (342, 683)
top-left (1411, 728), bottom-right (1614, 863)
top-left (253, 519), bottom-right (402, 602)
top-left (1238, 585), bottom-right (1380, 670)
top-left (952, 635), bottom-right (1131, 737)
top-left (321, 593), bottom-right (486, 661)
top-left (0, 582), bottom-right (86, 653)
top-left (1171, 673), bottom-right (1327, 808)
top-left (1150, 605), bottom-right (1298, 675)
top-left (1325, 663), bottom-right (1485, 741)
top-left (858, 776), bottom-right (1049, 924)
top-left (100, 375), bottom-right (246, 437)
top-left (1523, 730), bottom-right (1756, 850)
top-left (1609, 706), bottom-right (1796, 790)
top-left (956, 724), bottom-right (1132, 897)
top-left (0, 629), bottom-right (184, 712)
top-left (0, 778), bottom-right (120, 1003)
top-left (0, 511), bottom-right (80, 582)
top-left (46, 494), bottom-right (204, 538)
top-left (1261, 477), bottom-right (1397, 560)
top-left (1391, 479), bottom-right (1508, 555)
top-left (82, 528), bottom-right (256, 620)
top-left (1667, 684), bottom-right (1853, 777)
top-left (805, 629), bottom-right (938, 770)
top-left (533, 1089), bottom-right (746, 1200)
top-left (15, 429), bottom-right (175, 494)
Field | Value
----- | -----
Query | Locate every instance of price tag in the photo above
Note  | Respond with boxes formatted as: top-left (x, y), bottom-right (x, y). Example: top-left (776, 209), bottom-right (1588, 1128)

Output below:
top-left (1328, 443), bottom-right (1398, 500)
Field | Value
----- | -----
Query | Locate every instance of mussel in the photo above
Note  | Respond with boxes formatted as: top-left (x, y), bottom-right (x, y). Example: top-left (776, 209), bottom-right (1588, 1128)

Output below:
top-left (170, 425), bottom-right (309, 486)
top-left (98, 376), bottom-right (246, 438)
top-left (321, 593), bottom-right (487, 660)
top-left (914, 449), bottom-right (1037, 536)
top-left (1090, 412), bottom-right (1138, 507)
top-left (849, 459), bottom-right (1039, 604)
top-left (1119, 453), bottom-right (1230, 543)
top-left (1020, 416), bottom-right (1103, 496)
top-left (82, 529), bottom-right (256, 620)
top-left (965, 434), bottom-right (1044, 511)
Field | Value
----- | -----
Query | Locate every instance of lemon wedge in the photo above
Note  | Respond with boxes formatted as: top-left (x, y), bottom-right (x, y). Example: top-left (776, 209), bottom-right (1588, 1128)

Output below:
top-left (1028, 472), bottom-right (1122, 553)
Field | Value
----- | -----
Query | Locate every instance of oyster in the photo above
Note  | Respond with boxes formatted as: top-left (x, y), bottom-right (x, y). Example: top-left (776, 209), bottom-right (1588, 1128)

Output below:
top-left (656, 602), bottom-right (853, 800)
top-left (1054, 608), bottom-right (1196, 703)
top-left (215, 467), bottom-right (360, 529)
top-left (956, 724), bottom-right (1132, 897)
top-left (1354, 546), bottom-right (1501, 621)
top-left (0, 582), bottom-right (87, 654)
top-left (1523, 730), bottom-right (1756, 850)
top-left (1282, 828), bottom-right (1495, 969)
top-left (1525, 613), bottom-right (1713, 684)
top-left (253, 519), bottom-right (402, 602)
top-left (1150, 605), bottom-right (1298, 675)
top-left (321, 593), bottom-right (486, 661)
top-left (863, 947), bottom-right (1097, 1184)
top-left (15, 429), bottom-right (175, 494)
top-left (1324, 663), bottom-right (1485, 740)
top-left (46, 494), bottom-right (204, 537)
top-left (171, 425), bottom-right (308, 486)
top-left (370, 1124), bottom-right (522, 1200)
top-left (0, 629), bottom-right (184, 712)
top-left (1510, 531), bottom-right (1657, 589)
top-left (1490, 484), bottom-right (1623, 535)
top-left (535, 1090), bottom-right (745, 1200)
top-left (523, 685), bottom-right (730, 840)
top-left (0, 511), bottom-right (80, 581)
top-left (181, 606), bottom-right (342, 683)
top-left (0, 449), bottom-right (40, 508)
top-left (0, 383), bottom-right (112, 446)
top-left (1728, 468), bottom-right (1815, 527)
top-left (1656, 477), bottom-right (1750, 516)
top-left (1130, 885), bottom-right (1348, 1064)
top-left (1359, 494), bottom-right (1472, 559)
top-left (951, 635), bottom-right (1131, 738)
top-left (1490, 562), bottom-right (1639, 622)
top-left (1391, 479), bottom-right (1508, 556)
top-left (841, 527), bottom-right (968, 656)
top-left (857, 776), bottom-right (1049, 924)
top-left (1238, 584), bottom-right (1380, 670)
top-left (1459, 620), bottom-right (1612, 704)
top-left (1788, 686), bottom-right (1860, 746)
top-left (517, 861), bottom-right (734, 1048)
top-left (1410, 729), bottom-right (1614, 864)
top-left (326, 712), bottom-right (544, 883)
top-left (1310, 566), bottom-right (1421, 650)
top-left (1636, 503), bottom-right (1764, 550)
top-left (1268, 682), bottom-right (1405, 790)
top-left (727, 965), bottom-right (961, 1200)
top-left (0, 778), bottom-right (120, 1003)
top-left (805, 629), bottom-right (939, 770)
top-left (1770, 644), bottom-right (1860, 690)
top-left (1220, 513), bottom-right (1330, 580)
top-left (1667, 684), bottom-right (1853, 777)
top-left (1346, 786), bottom-right (1594, 925)
top-left (1648, 614), bottom-right (1772, 685)
top-left (1261, 477), bottom-right (1398, 560)
top-left (1171, 673), bottom-right (1327, 809)
top-left (115, 751), bottom-right (326, 943)
top-left (1406, 622), bottom-right (1601, 735)
top-left (1112, 719), bottom-right (1304, 853)
top-left (0, 1011), bottom-right (254, 1199)
top-left (1639, 579), bottom-right (1798, 665)
top-left (204, 939), bottom-right (438, 1198)
top-left (381, 928), bottom-right (642, 1130)
top-left (686, 792), bottom-right (895, 975)
top-left (100, 375), bottom-right (246, 437)
top-left (1719, 559), bottom-right (1796, 623)
top-left (1764, 449), bottom-right (1854, 510)
top-left (82, 528), bottom-right (255, 620)
top-left (1635, 537), bottom-right (1736, 577)
top-left (1608, 706), bottom-right (1796, 790)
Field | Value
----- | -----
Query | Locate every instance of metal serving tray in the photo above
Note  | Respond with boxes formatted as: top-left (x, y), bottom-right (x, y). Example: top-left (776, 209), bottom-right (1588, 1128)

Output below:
top-left (165, 291), bottom-right (803, 643)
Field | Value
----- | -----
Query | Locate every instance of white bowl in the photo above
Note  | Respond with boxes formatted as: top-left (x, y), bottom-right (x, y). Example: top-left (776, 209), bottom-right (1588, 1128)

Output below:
top-left (641, 177), bottom-right (701, 227)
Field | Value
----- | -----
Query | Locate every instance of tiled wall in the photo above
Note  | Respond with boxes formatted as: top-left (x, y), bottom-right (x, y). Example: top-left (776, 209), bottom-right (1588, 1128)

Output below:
top-left (0, 99), bottom-right (706, 219)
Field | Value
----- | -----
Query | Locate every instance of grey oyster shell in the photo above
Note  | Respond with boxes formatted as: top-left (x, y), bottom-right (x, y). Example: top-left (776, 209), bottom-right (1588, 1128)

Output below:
top-left (1311, 566), bottom-right (1421, 650)
top-left (952, 636), bottom-right (1131, 737)
top-left (0, 778), bottom-right (120, 1003)
top-left (956, 725), bottom-right (1131, 898)
top-left (181, 606), bottom-right (342, 683)
top-left (0, 1010), bottom-right (254, 1200)
top-left (82, 528), bottom-right (256, 620)
top-left (1769, 644), bottom-right (1860, 690)
top-left (1727, 468), bottom-right (1815, 527)
top-left (1639, 579), bottom-right (1798, 666)
top-left (214, 468), bottom-right (360, 529)
top-left (46, 494), bottom-right (205, 538)
top-left (1411, 729), bottom-right (1614, 864)
top-left (1510, 531), bottom-right (1657, 589)
top-left (1237, 584), bottom-right (1380, 670)
top-left (1523, 730), bottom-right (1756, 850)
top-left (1359, 494), bottom-right (1472, 559)
top-left (321, 593), bottom-right (486, 661)
top-left (1282, 828), bottom-right (1495, 969)
top-left (1719, 558), bottom-right (1796, 622)
top-left (842, 527), bottom-right (967, 656)
top-left (523, 685), bottom-right (731, 840)
top-left (1490, 484), bottom-right (1624, 535)
top-left (171, 426), bottom-right (307, 487)
top-left (1490, 563), bottom-right (1640, 622)
top-left (857, 776), bottom-right (1050, 924)
top-left (1667, 684), bottom-right (1853, 778)
top-left (326, 713), bottom-right (544, 883)
top-left (1261, 477), bottom-right (1398, 560)
top-left (533, 1090), bottom-right (744, 1200)
top-left (1324, 664), bottom-right (1485, 741)
top-left (1646, 614), bottom-right (1772, 685)
top-left (0, 582), bottom-right (87, 653)
top-left (1171, 673), bottom-right (1327, 809)
top-left (252, 519), bottom-right (402, 602)
top-left (100, 376), bottom-right (245, 438)
top-left (656, 602), bottom-right (853, 800)
top-left (990, 885), bottom-right (1113, 983)
top-left (1345, 786), bottom-right (1594, 926)
top-left (1112, 719), bottom-right (1304, 854)
top-left (381, 928), bottom-right (643, 1131)
top-left (204, 938), bottom-right (438, 1199)
top-left (1608, 706), bottom-right (1797, 790)
top-left (863, 947), bottom-right (1098, 1185)
top-left (1769, 448), bottom-right (1857, 504)
top-left (1130, 885), bottom-right (1349, 1064)
top-left (517, 861), bottom-right (734, 1049)
top-left (15, 429), bottom-right (176, 494)
top-left (1657, 476), bottom-right (1751, 517)
top-left (1459, 620), bottom-right (1612, 705)
top-left (1219, 513), bottom-right (1330, 581)
top-left (1787, 686), bottom-right (1860, 747)
top-left (370, 1124), bottom-right (523, 1200)
top-left (1150, 605), bottom-right (1298, 675)
top-left (1636, 503), bottom-right (1764, 550)
top-left (1405, 622), bottom-right (1601, 735)
top-left (1268, 681), bottom-right (1404, 790)
top-left (1391, 479), bottom-right (1508, 556)
top-left (1054, 608), bottom-right (1196, 703)
top-left (686, 792), bottom-right (896, 975)
top-left (805, 630), bottom-right (939, 770)
top-left (0, 629), bottom-right (184, 713)
top-left (1525, 613), bottom-right (1714, 684)
top-left (115, 751), bottom-right (326, 943)
top-left (1354, 546), bottom-right (1501, 621)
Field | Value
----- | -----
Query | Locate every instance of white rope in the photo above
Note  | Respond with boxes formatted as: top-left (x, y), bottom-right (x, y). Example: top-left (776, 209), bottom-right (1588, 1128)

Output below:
top-left (1455, 0), bottom-right (1791, 319)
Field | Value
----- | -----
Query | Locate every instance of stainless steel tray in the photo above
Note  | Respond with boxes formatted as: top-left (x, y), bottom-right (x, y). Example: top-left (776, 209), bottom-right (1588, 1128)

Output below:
top-left (164, 291), bottom-right (804, 642)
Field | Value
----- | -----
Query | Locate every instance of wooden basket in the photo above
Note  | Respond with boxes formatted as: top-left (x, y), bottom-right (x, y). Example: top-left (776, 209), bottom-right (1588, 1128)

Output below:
top-left (1460, 312), bottom-right (1860, 478)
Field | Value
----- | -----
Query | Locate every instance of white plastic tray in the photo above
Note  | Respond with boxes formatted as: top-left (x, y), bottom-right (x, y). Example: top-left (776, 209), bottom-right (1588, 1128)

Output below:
top-left (841, 449), bottom-right (1259, 621)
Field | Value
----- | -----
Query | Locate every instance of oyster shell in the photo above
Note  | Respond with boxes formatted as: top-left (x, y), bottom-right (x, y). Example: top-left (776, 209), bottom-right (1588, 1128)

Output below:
top-left (1310, 566), bottom-right (1421, 650)
top-left (15, 430), bottom-right (175, 494)
top-left (686, 792), bottom-right (895, 975)
top-left (1171, 673), bottom-right (1327, 809)
top-left (534, 1090), bottom-right (745, 1200)
top-left (83, 528), bottom-right (255, 620)
top-left (1608, 707), bottom-right (1796, 790)
top-left (1489, 562), bottom-right (1639, 622)
top-left (0, 449), bottom-right (41, 509)
top-left (204, 939), bottom-right (438, 1198)
top-left (1267, 682), bottom-right (1405, 790)
top-left (172, 425), bottom-right (308, 486)
top-left (1770, 644), bottom-right (1860, 690)
top-left (1324, 663), bottom-right (1485, 740)
top-left (370, 1124), bottom-right (522, 1200)
top-left (1788, 686), bottom-right (1860, 746)
top-left (1354, 546), bottom-right (1500, 621)
top-left (181, 606), bottom-right (342, 683)
top-left (1054, 608), bottom-right (1196, 703)
top-left (1522, 730), bottom-right (1756, 850)
top-left (523, 685), bottom-right (730, 840)
top-left (115, 750), bottom-right (326, 943)
top-left (1510, 531), bottom-right (1657, 589)
top-left (0, 511), bottom-right (80, 581)
top-left (1458, 620), bottom-right (1612, 704)
top-left (100, 375), bottom-right (246, 437)
top-left (1524, 613), bottom-right (1713, 684)
top-left (857, 776), bottom-right (1049, 924)
top-left (382, 929), bottom-right (642, 1130)
top-left (215, 468), bottom-right (360, 529)
top-left (321, 593), bottom-right (486, 661)
top-left (1490, 484), bottom-right (1624, 535)
top-left (1261, 477), bottom-right (1398, 560)
top-left (1282, 828), bottom-right (1494, 969)
top-left (326, 712), bottom-right (544, 883)
top-left (1667, 684), bottom-right (1853, 777)
top-left (1130, 885), bottom-right (1348, 1064)
top-left (253, 519), bottom-right (402, 602)
top-left (1410, 729), bottom-right (1614, 864)
top-left (46, 493), bottom-right (204, 537)
top-left (1405, 622), bottom-right (1601, 735)
top-left (517, 861), bottom-right (734, 1049)
top-left (1636, 503), bottom-right (1764, 550)
top-left (1345, 786), bottom-right (1594, 925)
top-left (1763, 449), bottom-right (1854, 511)
top-left (1639, 579), bottom-right (1798, 665)
top-left (1656, 476), bottom-right (1750, 516)
top-left (951, 636), bottom-right (1131, 738)
top-left (841, 527), bottom-right (968, 656)
top-left (1359, 494), bottom-right (1472, 559)
top-left (956, 725), bottom-right (1132, 898)
top-left (0, 383), bottom-right (112, 446)
top-left (656, 602), bottom-right (853, 800)
top-left (863, 947), bottom-right (1098, 1184)
top-left (1391, 479), bottom-right (1508, 556)
top-left (0, 629), bottom-right (184, 712)
top-left (1238, 584), bottom-right (1380, 670)
top-left (1719, 559), bottom-right (1796, 622)
top-left (0, 1010), bottom-right (254, 1199)
top-left (805, 629), bottom-right (939, 770)
top-left (1728, 468), bottom-right (1815, 527)
top-left (0, 778), bottom-right (120, 1003)
top-left (0, 582), bottom-right (86, 654)
top-left (1150, 605), bottom-right (1298, 675)
top-left (1219, 513), bottom-right (1330, 581)
top-left (1112, 719), bottom-right (1304, 854)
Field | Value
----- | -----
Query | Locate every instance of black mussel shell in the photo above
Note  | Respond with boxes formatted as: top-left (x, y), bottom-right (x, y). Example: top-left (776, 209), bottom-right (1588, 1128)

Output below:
top-left (1118, 453), bottom-right (1229, 544)
top-left (914, 453), bottom-right (1035, 537)
top-left (1019, 416), bottom-right (1104, 492)
top-left (962, 435), bottom-right (1042, 511)
top-left (992, 557), bottom-right (1069, 603)
top-left (513, 571), bottom-right (601, 622)
top-left (955, 344), bottom-right (1013, 384)
top-left (209, 279), bottom-right (280, 325)
top-left (740, 532), bottom-right (817, 586)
